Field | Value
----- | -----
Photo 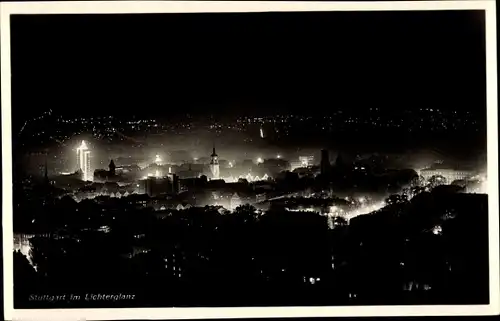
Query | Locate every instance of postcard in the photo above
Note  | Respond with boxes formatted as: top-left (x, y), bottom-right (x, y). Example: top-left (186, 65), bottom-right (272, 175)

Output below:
top-left (1, 1), bottom-right (498, 320)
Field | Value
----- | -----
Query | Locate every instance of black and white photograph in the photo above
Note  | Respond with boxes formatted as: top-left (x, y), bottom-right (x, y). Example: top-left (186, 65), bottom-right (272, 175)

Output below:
top-left (2, 1), bottom-right (498, 320)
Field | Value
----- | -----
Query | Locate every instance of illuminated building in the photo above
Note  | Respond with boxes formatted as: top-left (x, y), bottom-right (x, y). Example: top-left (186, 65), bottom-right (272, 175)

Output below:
top-left (209, 145), bottom-right (220, 179)
top-left (14, 233), bottom-right (36, 269)
top-left (299, 156), bottom-right (314, 167)
top-left (76, 140), bottom-right (92, 181)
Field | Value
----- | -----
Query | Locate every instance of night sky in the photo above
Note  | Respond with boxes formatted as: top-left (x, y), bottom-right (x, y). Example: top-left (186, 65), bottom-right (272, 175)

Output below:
top-left (10, 10), bottom-right (486, 125)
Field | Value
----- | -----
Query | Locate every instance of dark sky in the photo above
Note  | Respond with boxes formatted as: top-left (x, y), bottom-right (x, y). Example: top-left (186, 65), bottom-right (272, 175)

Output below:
top-left (10, 10), bottom-right (486, 123)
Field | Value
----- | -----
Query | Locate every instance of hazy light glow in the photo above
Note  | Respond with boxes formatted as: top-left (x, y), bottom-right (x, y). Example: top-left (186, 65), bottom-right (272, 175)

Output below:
top-left (256, 157), bottom-right (264, 164)
top-left (155, 154), bottom-right (162, 164)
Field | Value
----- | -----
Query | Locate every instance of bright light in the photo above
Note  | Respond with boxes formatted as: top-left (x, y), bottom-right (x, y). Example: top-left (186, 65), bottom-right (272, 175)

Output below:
top-left (260, 127), bottom-right (264, 138)
top-left (256, 157), bottom-right (264, 164)
top-left (277, 154), bottom-right (281, 159)
top-left (155, 154), bottom-right (162, 164)
top-left (228, 162), bottom-right (234, 168)
top-left (358, 197), bottom-right (366, 204)
top-left (155, 170), bottom-right (161, 178)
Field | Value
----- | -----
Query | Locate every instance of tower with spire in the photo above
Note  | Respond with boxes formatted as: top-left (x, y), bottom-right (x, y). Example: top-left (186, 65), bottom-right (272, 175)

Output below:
top-left (209, 143), bottom-right (220, 180)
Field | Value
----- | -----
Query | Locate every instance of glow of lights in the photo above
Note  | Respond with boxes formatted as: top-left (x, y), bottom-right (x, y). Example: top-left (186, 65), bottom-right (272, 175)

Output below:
top-left (228, 162), bottom-right (234, 168)
top-left (147, 173), bottom-right (153, 177)
top-left (256, 157), bottom-right (264, 164)
top-left (168, 167), bottom-right (172, 174)
top-left (155, 170), bottom-right (161, 178)
top-left (358, 197), bottom-right (366, 204)
top-left (155, 155), bottom-right (162, 164)
top-left (277, 155), bottom-right (281, 159)
top-left (260, 127), bottom-right (264, 138)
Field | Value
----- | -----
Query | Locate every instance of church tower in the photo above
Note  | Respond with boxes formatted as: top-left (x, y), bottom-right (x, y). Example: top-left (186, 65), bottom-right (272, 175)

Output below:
top-left (209, 144), bottom-right (220, 180)
top-left (109, 159), bottom-right (116, 176)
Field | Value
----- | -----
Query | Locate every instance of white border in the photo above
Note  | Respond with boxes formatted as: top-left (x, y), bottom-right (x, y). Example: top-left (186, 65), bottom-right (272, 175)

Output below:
top-left (1, 1), bottom-right (498, 320)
